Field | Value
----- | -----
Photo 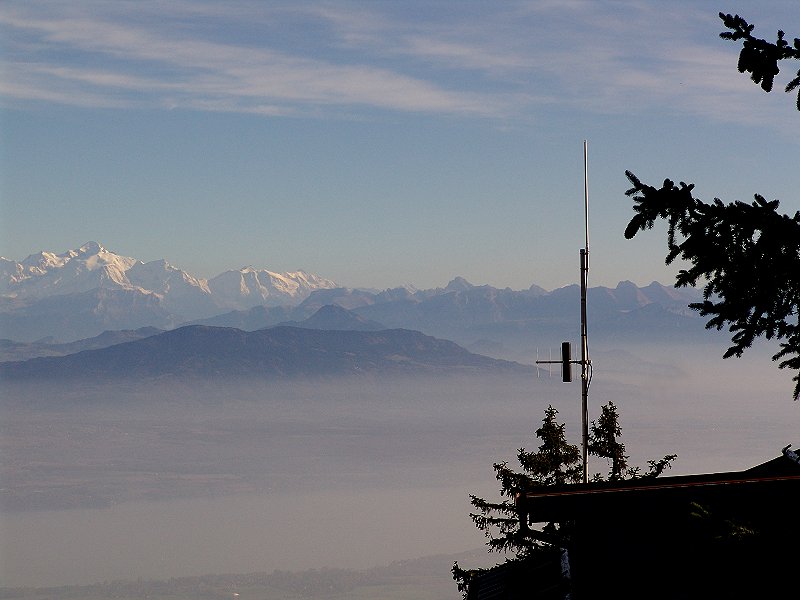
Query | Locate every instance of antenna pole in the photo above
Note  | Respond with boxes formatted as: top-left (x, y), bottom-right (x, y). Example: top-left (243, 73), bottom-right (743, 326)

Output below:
top-left (533, 141), bottom-right (592, 483)
top-left (584, 141), bottom-right (590, 262)
top-left (580, 141), bottom-right (590, 483)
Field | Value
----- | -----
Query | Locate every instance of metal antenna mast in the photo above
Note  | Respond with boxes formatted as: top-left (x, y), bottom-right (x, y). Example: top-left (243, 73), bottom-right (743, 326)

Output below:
top-left (579, 140), bottom-right (591, 484)
top-left (535, 141), bottom-right (592, 483)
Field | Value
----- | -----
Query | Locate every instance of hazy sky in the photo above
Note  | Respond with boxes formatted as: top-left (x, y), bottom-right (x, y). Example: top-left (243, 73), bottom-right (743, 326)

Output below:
top-left (2, 1), bottom-right (798, 290)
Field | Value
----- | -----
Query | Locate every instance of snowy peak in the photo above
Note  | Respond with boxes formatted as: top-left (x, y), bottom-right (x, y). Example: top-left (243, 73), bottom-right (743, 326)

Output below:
top-left (285, 269), bottom-right (337, 289)
top-left (207, 267), bottom-right (338, 309)
top-left (15, 243), bottom-right (110, 278)
top-left (2, 242), bottom-right (138, 298)
top-left (20, 250), bottom-right (70, 272)
top-left (124, 259), bottom-right (217, 319)
top-left (127, 259), bottom-right (211, 295)
top-left (77, 241), bottom-right (103, 254)
top-left (1, 243), bottom-right (340, 322)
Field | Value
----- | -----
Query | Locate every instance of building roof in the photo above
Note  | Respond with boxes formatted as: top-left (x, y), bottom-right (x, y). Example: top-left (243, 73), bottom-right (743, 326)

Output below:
top-left (516, 444), bottom-right (800, 524)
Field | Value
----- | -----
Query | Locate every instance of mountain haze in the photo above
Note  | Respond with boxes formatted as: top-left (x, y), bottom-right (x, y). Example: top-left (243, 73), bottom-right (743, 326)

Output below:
top-left (0, 327), bottom-right (162, 362)
top-left (0, 287), bottom-right (177, 342)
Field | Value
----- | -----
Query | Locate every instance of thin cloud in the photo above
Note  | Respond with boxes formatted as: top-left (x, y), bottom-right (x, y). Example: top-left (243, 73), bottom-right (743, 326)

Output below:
top-left (0, 0), bottom-right (795, 132)
top-left (0, 4), bottom-right (505, 117)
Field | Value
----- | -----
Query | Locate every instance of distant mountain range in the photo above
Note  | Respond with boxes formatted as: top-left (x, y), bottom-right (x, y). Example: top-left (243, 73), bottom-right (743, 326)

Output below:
top-left (0, 242), bottom-right (712, 359)
top-left (0, 324), bottom-right (530, 381)
top-left (190, 279), bottom-right (710, 359)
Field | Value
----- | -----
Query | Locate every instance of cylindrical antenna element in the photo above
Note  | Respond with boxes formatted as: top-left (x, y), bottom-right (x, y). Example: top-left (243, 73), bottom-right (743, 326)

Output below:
top-left (583, 140), bottom-right (590, 268)
top-left (561, 341), bottom-right (572, 383)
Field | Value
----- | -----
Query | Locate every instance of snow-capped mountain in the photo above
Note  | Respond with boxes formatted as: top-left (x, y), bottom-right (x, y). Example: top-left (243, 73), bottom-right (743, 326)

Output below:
top-left (0, 242), bottom-right (339, 340)
top-left (125, 259), bottom-right (216, 318)
top-left (1, 242), bottom-right (138, 299)
top-left (207, 267), bottom-right (338, 310)
top-left (1, 242), bottom-right (337, 308)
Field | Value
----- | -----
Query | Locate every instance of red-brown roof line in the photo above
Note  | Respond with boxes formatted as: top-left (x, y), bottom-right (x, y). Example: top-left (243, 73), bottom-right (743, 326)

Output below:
top-left (520, 473), bottom-right (800, 501)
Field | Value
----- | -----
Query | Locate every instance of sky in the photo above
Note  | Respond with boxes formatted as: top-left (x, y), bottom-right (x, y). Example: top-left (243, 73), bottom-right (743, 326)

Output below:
top-left (1, 0), bottom-right (798, 291)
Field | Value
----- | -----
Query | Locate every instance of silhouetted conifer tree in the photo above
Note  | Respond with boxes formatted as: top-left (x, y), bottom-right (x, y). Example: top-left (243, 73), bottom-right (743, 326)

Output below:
top-left (624, 173), bottom-right (800, 399)
top-left (589, 401), bottom-right (675, 481)
top-left (625, 14), bottom-right (800, 399)
top-left (719, 13), bottom-right (800, 109)
top-left (588, 401), bottom-right (627, 481)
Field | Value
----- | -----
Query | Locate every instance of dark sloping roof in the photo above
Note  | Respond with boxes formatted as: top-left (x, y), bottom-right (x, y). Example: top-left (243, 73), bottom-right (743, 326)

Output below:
top-left (517, 444), bottom-right (800, 523)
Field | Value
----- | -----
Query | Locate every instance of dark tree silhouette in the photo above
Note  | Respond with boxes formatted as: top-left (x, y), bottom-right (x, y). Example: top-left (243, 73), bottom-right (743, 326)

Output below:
top-left (624, 173), bottom-right (800, 399)
top-left (587, 401), bottom-right (627, 481)
top-left (624, 14), bottom-right (800, 400)
top-left (589, 401), bottom-right (675, 481)
top-left (464, 406), bottom-right (580, 559)
top-left (719, 12), bottom-right (800, 109)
